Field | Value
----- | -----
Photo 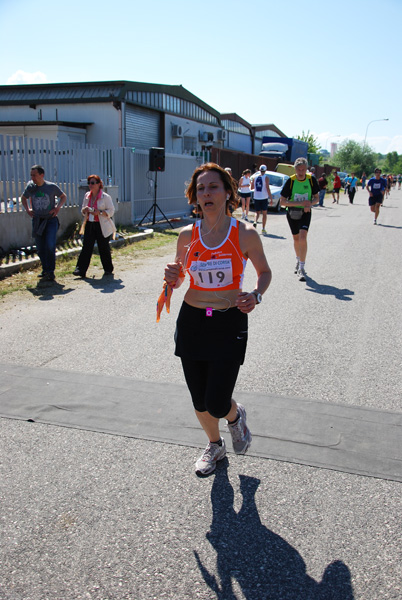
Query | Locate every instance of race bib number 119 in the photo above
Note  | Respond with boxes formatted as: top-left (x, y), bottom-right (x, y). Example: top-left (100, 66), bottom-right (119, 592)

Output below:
top-left (190, 259), bottom-right (233, 288)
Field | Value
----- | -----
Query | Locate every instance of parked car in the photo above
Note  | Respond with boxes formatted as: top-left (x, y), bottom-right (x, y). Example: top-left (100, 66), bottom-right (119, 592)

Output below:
top-left (275, 163), bottom-right (295, 177)
top-left (251, 171), bottom-right (289, 211)
top-left (337, 172), bottom-right (348, 187)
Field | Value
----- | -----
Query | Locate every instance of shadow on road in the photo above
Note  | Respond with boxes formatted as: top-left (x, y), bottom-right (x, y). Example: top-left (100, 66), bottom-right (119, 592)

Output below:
top-left (194, 463), bottom-right (354, 599)
top-left (27, 280), bottom-right (74, 301)
top-left (81, 274), bottom-right (125, 294)
top-left (263, 233), bottom-right (287, 240)
top-left (305, 277), bottom-right (354, 301)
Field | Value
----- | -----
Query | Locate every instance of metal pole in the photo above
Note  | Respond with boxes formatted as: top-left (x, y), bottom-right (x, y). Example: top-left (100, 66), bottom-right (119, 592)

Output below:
top-left (363, 119), bottom-right (389, 151)
top-left (153, 171), bottom-right (158, 224)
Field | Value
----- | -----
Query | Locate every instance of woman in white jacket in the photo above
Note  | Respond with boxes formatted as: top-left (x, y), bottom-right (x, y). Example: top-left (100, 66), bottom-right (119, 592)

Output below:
top-left (73, 174), bottom-right (116, 278)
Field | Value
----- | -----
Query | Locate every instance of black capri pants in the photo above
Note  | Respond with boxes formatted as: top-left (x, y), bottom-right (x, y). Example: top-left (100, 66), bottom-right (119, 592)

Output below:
top-left (175, 302), bottom-right (248, 419)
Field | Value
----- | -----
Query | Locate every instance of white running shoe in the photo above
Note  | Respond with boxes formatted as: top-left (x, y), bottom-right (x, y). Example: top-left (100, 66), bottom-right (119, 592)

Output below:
top-left (227, 403), bottom-right (252, 455)
top-left (195, 438), bottom-right (226, 475)
top-left (297, 267), bottom-right (307, 282)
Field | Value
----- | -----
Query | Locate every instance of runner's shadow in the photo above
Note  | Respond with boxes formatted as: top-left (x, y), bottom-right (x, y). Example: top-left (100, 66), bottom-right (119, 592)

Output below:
top-left (27, 280), bottom-right (74, 301)
top-left (264, 234), bottom-right (287, 240)
top-left (305, 277), bottom-right (354, 301)
top-left (376, 224), bottom-right (402, 229)
top-left (194, 464), bottom-right (354, 599)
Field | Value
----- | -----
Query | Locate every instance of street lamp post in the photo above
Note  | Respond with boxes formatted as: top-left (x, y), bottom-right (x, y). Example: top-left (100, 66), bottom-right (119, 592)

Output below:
top-left (363, 119), bottom-right (389, 151)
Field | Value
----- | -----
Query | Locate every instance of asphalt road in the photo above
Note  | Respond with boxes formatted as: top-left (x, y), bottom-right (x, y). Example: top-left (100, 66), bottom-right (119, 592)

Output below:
top-left (0, 187), bottom-right (401, 599)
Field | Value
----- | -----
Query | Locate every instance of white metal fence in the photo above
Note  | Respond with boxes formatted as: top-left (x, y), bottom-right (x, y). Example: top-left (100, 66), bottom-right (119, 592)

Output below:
top-left (0, 134), bottom-right (210, 222)
top-left (0, 135), bottom-right (122, 208)
top-left (0, 135), bottom-right (212, 249)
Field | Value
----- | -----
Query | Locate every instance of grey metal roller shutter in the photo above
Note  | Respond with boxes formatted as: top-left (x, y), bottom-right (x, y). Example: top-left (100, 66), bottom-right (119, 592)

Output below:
top-left (125, 105), bottom-right (160, 149)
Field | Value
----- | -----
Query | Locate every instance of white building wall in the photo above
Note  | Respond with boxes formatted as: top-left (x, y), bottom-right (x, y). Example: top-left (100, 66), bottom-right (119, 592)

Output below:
top-left (1, 103), bottom-right (230, 155)
top-left (0, 103), bottom-right (120, 147)
top-left (254, 138), bottom-right (263, 154)
top-left (163, 113), bottom-right (223, 154)
top-left (226, 131), bottom-right (252, 153)
top-left (0, 124), bottom-right (87, 144)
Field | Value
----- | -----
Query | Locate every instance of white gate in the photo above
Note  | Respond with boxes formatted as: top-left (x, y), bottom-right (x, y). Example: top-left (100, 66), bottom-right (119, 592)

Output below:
top-left (0, 134), bottom-right (209, 225)
top-left (0, 135), bottom-right (120, 209)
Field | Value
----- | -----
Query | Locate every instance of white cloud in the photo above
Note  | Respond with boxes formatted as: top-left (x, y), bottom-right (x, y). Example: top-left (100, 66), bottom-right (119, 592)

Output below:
top-left (7, 70), bottom-right (49, 85)
top-left (384, 135), bottom-right (402, 155)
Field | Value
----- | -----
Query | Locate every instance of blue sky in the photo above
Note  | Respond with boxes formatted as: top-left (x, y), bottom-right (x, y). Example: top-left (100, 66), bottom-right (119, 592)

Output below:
top-left (1, 0), bottom-right (401, 154)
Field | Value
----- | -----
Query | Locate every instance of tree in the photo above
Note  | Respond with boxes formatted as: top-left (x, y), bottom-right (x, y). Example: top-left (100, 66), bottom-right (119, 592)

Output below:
top-left (295, 130), bottom-right (321, 154)
top-left (332, 140), bottom-right (376, 176)
top-left (383, 151), bottom-right (400, 173)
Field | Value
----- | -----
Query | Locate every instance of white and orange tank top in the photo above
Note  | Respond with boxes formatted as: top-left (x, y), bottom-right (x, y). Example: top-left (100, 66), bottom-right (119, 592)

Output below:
top-left (187, 217), bottom-right (247, 291)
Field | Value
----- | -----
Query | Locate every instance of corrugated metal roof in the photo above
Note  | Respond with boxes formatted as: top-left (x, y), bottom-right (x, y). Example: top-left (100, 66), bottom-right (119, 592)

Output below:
top-left (0, 83), bottom-right (122, 104)
top-left (220, 113), bottom-right (253, 132)
top-left (0, 81), bottom-right (220, 119)
top-left (0, 120), bottom-right (92, 127)
top-left (252, 123), bottom-right (287, 137)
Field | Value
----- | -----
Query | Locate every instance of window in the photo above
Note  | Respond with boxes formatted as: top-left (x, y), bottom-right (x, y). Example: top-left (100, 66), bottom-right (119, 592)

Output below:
top-left (125, 89), bottom-right (219, 125)
top-left (183, 136), bottom-right (197, 152)
top-left (221, 120), bottom-right (249, 135)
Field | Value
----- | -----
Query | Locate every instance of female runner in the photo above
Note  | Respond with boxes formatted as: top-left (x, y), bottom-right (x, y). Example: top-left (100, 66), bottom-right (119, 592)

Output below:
top-left (164, 163), bottom-right (272, 475)
top-left (238, 168), bottom-right (252, 220)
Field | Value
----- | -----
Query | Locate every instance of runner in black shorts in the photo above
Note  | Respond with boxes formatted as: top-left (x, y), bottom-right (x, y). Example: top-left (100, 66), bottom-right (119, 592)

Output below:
top-left (367, 168), bottom-right (387, 224)
top-left (280, 157), bottom-right (319, 281)
top-left (286, 210), bottom-right (312, 235)
top-left (254, 198), bottom-right (269, 213)
top-left (238, 168), bottom-right (252, 221)
top-left (163, 163), bottom-right (272, 476)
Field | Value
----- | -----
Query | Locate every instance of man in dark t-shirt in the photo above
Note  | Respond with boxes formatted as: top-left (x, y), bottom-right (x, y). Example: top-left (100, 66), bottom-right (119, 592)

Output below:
top-left (21, 164), bottom-right (67, 280)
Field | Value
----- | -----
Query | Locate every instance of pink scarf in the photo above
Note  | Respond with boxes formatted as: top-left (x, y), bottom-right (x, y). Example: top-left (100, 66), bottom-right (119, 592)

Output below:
top-left (88, 190), bottom-right (102, 222)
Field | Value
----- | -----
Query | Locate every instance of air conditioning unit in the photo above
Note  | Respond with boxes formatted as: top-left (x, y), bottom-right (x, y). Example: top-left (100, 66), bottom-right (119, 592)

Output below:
top-left (199, 131), bottom-right (214, 142)
top-left (172, 124), bottom-right (183, 137)
top-left (217, 130), bottom-right (227, 141)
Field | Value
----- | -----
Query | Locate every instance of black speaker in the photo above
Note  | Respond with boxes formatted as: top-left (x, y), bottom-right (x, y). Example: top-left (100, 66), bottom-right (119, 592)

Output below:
top-left (149, 147), bottom-right (165, 172)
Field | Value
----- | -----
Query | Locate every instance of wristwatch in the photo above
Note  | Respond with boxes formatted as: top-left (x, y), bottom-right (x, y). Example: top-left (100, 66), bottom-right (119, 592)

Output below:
top-left (252, 290), bottom-right (262, 304)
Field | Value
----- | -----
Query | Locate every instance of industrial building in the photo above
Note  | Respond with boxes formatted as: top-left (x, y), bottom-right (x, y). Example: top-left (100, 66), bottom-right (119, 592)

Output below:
top-left (0, 80), bottom-right (286, 157)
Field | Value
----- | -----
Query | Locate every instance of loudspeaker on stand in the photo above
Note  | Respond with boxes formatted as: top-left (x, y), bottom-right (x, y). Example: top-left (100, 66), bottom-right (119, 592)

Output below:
top-left (149, 147), bottom-right (165, 172)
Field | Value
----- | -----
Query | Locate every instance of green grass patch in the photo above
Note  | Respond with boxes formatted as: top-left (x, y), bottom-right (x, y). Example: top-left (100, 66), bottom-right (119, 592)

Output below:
top-left (0, 228), bottom-right (180, 298)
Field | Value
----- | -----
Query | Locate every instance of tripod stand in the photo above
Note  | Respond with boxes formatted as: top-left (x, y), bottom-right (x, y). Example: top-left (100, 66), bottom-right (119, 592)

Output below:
top-left (138, 171), bottom-right (174, 228)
